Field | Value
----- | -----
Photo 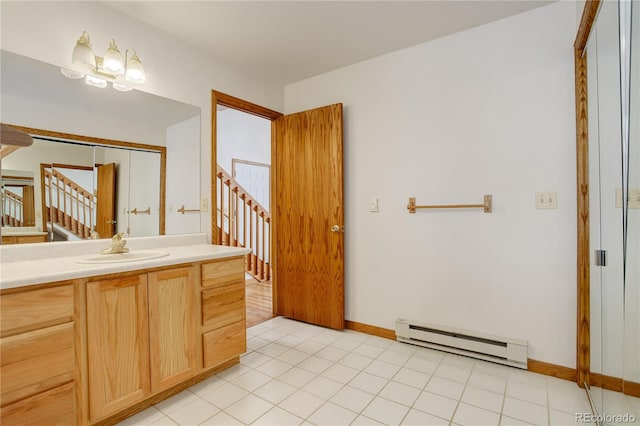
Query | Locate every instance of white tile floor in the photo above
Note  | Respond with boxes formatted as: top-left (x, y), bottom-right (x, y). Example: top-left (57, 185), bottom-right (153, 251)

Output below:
top-left (118, 317), bottom-right (614, 425)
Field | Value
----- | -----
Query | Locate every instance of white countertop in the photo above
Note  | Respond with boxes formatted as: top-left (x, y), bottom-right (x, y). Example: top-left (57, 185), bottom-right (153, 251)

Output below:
top-left (0, 234), bottom-right (251, 290)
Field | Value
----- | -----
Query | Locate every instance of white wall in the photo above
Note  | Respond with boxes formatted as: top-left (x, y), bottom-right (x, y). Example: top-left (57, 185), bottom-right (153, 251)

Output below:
top-left (285, 2), bottom-right (577, 367)
top-left (1, 1), bottom-right (284, 241)
top-left (217, 108), bottom-right (271, 174)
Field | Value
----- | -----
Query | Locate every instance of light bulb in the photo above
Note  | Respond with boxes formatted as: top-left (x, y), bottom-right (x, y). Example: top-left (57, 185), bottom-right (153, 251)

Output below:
top-left (72, 31), bottom-right (96, 70)
top-left (102, 39), bottom-right (124, 74)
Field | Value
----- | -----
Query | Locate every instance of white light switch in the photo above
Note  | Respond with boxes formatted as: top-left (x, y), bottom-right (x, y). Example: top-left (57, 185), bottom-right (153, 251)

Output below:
top-left (369, 196), bottom-right (379, 212)
top-left (617, 188), bottom-right (640, 208)
top-left (536, 191), bottom-right (557, 209)
top-left (201, 197), bottom-right (209, 212)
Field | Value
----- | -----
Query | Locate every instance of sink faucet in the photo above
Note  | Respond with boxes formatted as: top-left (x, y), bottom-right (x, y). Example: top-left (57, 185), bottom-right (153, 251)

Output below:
top-left (101, 232), bottom-right (129, 254)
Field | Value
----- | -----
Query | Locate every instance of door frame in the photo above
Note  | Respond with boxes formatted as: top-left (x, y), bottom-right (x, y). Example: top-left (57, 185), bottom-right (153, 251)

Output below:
top-left (210, 90), bottom-right (282, 311)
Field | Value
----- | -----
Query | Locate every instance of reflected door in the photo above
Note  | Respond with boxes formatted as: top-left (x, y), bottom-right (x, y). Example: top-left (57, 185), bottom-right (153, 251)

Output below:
top-left (96, 163), bottom-right (116, 238)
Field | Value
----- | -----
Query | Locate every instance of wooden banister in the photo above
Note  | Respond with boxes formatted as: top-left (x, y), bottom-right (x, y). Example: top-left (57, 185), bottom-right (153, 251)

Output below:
top-left (1, 189), bottom-right (23, 226)
top-left (216, 165), bottom-right (271, 281)
top-left (43, 168), bottom-right (95, 239)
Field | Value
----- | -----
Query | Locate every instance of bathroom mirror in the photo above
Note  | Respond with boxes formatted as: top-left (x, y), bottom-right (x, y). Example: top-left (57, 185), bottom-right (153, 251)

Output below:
top-left (0, 50), bottom-right (201, 243)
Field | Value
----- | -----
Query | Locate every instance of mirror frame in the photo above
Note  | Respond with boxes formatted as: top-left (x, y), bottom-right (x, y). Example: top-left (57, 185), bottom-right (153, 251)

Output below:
top-left (4, 123), bottom-right (167, 237)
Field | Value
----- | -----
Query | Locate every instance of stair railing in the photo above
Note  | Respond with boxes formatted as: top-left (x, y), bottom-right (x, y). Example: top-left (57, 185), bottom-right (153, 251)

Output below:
top-left (2, 189), bottom-right (23, 226)
top-left (43, 168), bottom-right (95, 239)
top-left (216, 165), bottom-right (271, 281)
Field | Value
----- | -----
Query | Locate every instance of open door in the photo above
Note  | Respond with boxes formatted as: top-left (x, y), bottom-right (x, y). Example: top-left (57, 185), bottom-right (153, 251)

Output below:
top-left (96, 163), bottom-right (116, 238)
top-left (273, 103), bottom-right (344, 329)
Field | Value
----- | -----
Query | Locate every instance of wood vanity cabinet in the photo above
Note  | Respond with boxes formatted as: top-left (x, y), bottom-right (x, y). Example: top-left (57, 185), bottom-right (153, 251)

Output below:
top-left (86, 266), bottom-right (198, 421)
top-left (84, 257), bottom-right (245, 423)
top-left (0, 283), bottom-right (76, 426)
top-left (0, 254), bottom-right (246, 425)
top-left (201, 257), bottom-right (246, 368)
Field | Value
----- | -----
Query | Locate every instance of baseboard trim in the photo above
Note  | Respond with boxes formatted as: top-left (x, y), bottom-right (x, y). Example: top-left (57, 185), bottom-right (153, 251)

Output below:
top-left (624, 380), bottom-right (640, 398)
top-left (591, 372), bottom-right (624, 392)
top-left (345, 320), bottom-right (579, 383)
top-left (344, 319), bottom-right (640, 397)
top-left (527, 358), bottom-right (577, 382)
top-left (345, 320), bottom-right (395, 340)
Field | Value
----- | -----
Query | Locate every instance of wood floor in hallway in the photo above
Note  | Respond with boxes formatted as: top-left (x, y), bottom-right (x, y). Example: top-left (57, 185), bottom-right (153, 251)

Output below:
top-left (245, 278), bottom-right (274, 327)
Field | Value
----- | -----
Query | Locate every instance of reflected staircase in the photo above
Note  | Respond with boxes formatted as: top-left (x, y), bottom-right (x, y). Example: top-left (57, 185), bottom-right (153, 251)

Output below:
top-left (1, 189), bottom-right (24, 226)
top-left (42, 167), bottom-right (95, 239)
top-left (216, 165), bottom-right (271, 282)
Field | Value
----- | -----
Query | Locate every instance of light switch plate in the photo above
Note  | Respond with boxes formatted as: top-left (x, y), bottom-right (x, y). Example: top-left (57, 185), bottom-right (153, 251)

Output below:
top-left (369, 196), bottom-right (379, 212)
top-left (536, 191), bottom-right (557, 209)
top-left (617, 188), bottom-right (640, 208)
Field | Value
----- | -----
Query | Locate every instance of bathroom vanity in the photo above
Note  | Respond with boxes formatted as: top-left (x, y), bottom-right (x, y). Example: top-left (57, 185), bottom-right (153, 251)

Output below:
top-left (0, 234), bottom-right (250, 425)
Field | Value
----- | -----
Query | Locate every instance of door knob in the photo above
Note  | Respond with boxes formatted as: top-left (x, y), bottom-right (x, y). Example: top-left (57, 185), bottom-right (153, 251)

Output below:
top-left (331, 225), bottom-right (340, 232)
top-left (107, 219), bottom-right (117, 224)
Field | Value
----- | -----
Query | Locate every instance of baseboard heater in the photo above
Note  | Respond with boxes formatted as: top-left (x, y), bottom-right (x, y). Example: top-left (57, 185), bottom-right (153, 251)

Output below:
top-left (395, 319), bottom-right (528, 369)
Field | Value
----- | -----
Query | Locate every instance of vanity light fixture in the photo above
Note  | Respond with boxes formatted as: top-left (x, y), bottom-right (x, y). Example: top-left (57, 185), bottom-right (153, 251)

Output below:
top-left (61, 30), bottom-right (146, 92)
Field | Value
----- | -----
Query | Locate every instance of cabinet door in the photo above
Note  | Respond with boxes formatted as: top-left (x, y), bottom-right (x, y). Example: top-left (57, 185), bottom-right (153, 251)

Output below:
top-left (148, 267), bottom-right (198, 392)
top-left (87, 275), bottom-right (150, 421)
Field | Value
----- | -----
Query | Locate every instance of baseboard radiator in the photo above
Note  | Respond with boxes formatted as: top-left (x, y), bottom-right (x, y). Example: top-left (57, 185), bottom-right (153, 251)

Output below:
top-left (395, 319), bottom-right (528, 369)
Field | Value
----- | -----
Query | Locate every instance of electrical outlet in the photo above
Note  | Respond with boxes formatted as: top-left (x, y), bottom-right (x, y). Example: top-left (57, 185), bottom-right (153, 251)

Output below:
top-left (536, 191), bottom-right (557, 209)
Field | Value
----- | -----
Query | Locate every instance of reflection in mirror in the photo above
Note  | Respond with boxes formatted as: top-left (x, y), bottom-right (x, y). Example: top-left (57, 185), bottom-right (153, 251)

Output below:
top-left (2, 134), bottom-right (165, 242)
top-left (1, 50), bottom-right (202, 244)
top-left (1, 169), bottom-right (36, 227)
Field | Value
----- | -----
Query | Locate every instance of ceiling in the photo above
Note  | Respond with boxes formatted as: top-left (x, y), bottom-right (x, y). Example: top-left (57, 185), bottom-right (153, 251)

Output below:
top-left (105, 1), bottom-right (554, 86)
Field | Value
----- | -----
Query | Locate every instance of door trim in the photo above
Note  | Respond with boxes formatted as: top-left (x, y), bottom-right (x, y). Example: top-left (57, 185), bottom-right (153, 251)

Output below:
top-left (573, 0), bottom-right (601, 388)
top-left (210, 90), bottom-right (282, 312)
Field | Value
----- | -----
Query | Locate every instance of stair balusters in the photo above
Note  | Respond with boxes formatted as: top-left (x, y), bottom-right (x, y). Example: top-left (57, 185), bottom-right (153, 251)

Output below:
top-left (216, 165), bottom-right (271, 281)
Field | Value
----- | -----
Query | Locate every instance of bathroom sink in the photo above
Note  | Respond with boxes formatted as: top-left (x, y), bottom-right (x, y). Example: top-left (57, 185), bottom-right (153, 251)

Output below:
top-left (76, 251), bottom-right (170, 264)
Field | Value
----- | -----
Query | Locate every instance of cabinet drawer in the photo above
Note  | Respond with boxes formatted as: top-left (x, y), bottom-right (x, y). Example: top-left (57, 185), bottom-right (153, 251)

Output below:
top-left (0, 285), bottom-right (73, 336)
top-left (202, 282), bottom-right (245, 329)
top-left (202, 258), bottom-right (245, 289)
top-left (0, 322), bottom-right (74, 406)
top-left (203, 321), bottom-right (246, 369)
top-left (0, 382), bottom-right (75, 426)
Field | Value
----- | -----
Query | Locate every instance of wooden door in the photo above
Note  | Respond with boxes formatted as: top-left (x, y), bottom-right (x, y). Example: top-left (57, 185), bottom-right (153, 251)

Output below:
top-left (22, 186), bottom-right (36, 226)
top-left (96, 163), bottom-right (116, 238)
top-left (87, 275), bottom-right (150, 421)
top-left (147, 267), bottom-right (198, 392)
top-left (273, 103), bottom-right (344, 329)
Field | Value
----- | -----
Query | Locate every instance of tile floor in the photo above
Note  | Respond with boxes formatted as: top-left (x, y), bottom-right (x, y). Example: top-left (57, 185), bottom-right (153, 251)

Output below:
top-left (118, 317), bottom-right (616, 425)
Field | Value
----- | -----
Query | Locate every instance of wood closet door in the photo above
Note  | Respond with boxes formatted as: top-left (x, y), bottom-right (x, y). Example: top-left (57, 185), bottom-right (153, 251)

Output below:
top-left (273, 103), bottom-right (344, 329)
